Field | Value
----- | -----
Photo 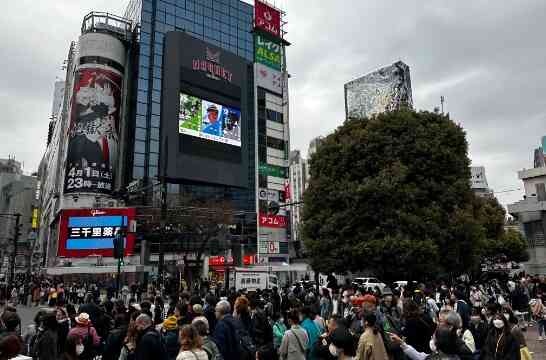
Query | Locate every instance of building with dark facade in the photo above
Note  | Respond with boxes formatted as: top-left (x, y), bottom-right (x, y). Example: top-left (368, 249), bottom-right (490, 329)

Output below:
top-left (36, 0), bottom-right (291, 280)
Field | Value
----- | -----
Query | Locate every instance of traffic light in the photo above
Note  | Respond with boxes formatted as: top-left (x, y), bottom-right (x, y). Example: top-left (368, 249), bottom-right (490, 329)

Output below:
top-left (113, 235), bottom-right (125, 259)
top-left (268, 201), bottom-right (280, 216)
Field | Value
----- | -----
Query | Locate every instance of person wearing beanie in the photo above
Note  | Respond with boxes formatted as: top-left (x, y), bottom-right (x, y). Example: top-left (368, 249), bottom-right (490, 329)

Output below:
top-left (162, 315), bottom-right (181, 360)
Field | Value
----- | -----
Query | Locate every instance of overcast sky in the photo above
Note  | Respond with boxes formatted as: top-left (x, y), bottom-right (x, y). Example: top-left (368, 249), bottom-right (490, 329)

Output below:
top-left (2, 0), bottom-right (545, 206)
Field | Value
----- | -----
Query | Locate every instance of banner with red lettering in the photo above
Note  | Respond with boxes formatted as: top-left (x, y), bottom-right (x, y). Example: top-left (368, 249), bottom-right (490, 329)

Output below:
top-left (259, 213), bottom-right (287, 228)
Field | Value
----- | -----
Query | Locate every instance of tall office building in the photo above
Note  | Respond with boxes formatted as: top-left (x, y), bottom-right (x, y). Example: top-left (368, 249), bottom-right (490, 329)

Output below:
top-left (470, 166), bottom-right (493, 198)
top-left (37, 1), bottom-right (291, 278)
top-left (288, 150), bottom-right (308, 258)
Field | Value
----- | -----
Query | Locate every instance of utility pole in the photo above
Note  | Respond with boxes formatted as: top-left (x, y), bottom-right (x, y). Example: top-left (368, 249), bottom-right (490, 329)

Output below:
top-left (9, 213), bottom-right (21, 289)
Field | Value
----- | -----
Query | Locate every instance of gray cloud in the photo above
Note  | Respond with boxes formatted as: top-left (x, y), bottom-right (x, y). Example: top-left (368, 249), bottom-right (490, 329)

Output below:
top-left (2, 0), bottom-right (544, 207)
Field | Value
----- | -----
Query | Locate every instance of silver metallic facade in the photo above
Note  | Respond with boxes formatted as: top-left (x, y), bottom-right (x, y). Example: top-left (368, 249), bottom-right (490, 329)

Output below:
top-left (344, 61), bottom-right (413, 120)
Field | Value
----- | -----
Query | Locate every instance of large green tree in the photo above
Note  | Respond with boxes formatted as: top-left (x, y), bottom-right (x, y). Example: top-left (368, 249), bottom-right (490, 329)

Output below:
top-left (303, 110), bottom-right (485, 280)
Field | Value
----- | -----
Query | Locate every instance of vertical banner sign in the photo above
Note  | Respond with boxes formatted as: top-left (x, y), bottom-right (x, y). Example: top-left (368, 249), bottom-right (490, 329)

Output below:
top-left (255, 63), bottom-right (283, 95)
top-left (64, 68), bottom-right (122, 194)
top-left (255, 34), bottom-right (282, 71)
top-left (255, 1), bottom-right (281, 39)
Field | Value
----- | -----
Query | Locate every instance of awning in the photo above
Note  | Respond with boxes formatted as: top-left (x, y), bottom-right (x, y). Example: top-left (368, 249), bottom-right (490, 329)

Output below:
top-left (45, 265), bottom-right (152, 275)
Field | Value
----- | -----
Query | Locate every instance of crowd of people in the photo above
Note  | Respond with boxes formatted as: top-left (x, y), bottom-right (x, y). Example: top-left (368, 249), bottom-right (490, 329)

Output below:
top-left (0, 273), bottom-right (543, 360)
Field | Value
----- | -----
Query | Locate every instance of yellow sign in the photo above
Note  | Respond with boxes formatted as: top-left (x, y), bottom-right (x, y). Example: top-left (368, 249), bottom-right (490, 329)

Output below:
top-left (31, 208), bottom-right (39, 229)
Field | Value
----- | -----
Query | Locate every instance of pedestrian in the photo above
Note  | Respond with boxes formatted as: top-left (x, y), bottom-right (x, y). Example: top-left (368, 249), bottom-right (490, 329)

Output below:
top-left (102, 314), bottom-right (128, 360)
top-left (249, 295), bottom-right (275, 360)
top-left (60, 333), bottom-right (84, 360)
top-left (503, 308), bottom-right (532, 360)
top-left (468, 309), bottom-right (488, 358)
top-left (279, 310), bottom-right (309, 360)
top-left (0, 334), bottom-right (23, 360)
top-left (401, 299), bottom-right (435, 354)
top-left (134, 313), bottom-right (167, 360)
top-left (354, 313), bottom-right (388, 360)
top-left (532, 295), bottom-right (546, 341)
top-left (329, 326), bottom-right (355, 360)
top-left (161, 314), bottom-right (181, 360)
top-left (31, 311), bottom-right (58, 360)
top-left (272, 312), bottom-right (288, 352)
top-left (176, 324), bottom-right (208, 360)
top-left (300, 307), bottom-right (321, 359)
top-left (192, 319), bottom-right (222, 360)
top-left (212, 300), bottom-right (241, 360)
top-left (67, 312), bottom-right (101, 360)
top-left (320, 288), bottom-right (332, 322)
top-left (480, 313), bottom-right (519, 360)
top-left (392, 324), bottom-right (461, 360)
top-left (78, 294), bottom-right (101, 326)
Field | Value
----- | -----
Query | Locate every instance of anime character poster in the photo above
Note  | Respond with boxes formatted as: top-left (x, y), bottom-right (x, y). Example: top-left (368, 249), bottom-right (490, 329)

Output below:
top-left (64, 68), bottom-right (122, 194)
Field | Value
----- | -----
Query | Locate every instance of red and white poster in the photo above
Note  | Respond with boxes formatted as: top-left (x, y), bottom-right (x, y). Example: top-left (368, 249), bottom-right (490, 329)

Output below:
top-left (255, 1), bottom-right (281, 39)
top-left (259, 213), bottom-right (287, 228)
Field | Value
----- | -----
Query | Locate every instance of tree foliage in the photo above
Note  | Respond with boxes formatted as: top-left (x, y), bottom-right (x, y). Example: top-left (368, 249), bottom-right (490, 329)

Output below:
top-left (303, 110), bottom-right (485, 280)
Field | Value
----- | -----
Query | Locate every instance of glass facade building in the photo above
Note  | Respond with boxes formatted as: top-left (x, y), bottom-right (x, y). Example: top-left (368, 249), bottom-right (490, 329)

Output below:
top-left (124, 0), bottom-right (255, 213)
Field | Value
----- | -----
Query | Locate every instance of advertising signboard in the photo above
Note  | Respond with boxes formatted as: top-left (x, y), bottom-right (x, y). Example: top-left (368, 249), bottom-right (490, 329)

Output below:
top-left (259, 213), bottom-right (287, 228)
top-left (179, 92), bottom-right (242, 147)
top-left (255, 1), bottom-right (281, 39)
top-left (259, 162), bottom-right (288, 178)
top-left (255, 34), bottom-right (281, 71)
top-left (64, 67), bottom-right (122, 195)
top-left (258, 188), bottom-right (280, 202)
top-left (58, 208), bottom-right (136, 258)
top-left (256, 63), bottom-right (283, 95)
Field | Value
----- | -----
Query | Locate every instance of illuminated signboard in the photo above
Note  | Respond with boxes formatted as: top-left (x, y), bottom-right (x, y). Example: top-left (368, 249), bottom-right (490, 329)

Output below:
top-left (58, 208), bottom-right (136, 258)
top-left (179, 92), bottom-right (242, 147)
top-left (259, 213), bottom-right (287, 228)
top-left (255, 1), bottom-right (281, 39)
top-left (255, 34), bottom-right (281, 71)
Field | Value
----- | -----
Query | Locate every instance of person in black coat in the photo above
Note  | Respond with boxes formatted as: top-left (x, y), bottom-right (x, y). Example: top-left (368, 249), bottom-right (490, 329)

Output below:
top-left (212, 300), bottom-right (241, 360)
top-left (134, 314), bottom-right (167, 360)
top-left (102, 314), bottom-right (128, 360)
top-left (401, 299), bottom-right (435, 354)
top-left (250, 296), bottom-right (274, 360)
top-left (480, 314), bottom-right (520, 360)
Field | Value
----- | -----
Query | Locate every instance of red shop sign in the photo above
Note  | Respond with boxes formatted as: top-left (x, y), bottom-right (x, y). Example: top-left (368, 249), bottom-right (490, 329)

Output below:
top-left (255, 1), bottom-right (281, 38)
top-left (259, 213), bottom-right (287, 228)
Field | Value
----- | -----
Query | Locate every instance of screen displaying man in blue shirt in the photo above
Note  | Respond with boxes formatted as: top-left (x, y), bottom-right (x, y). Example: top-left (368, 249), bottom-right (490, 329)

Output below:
top-left (202, 103), bottom-right (222, 137)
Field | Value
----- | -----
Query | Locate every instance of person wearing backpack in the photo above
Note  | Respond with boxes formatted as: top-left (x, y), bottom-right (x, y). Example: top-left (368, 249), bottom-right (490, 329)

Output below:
top-left (161, 315), bottom-right (181, 360)
top-left (192, 319), bottom-right (223, 360)
top-left (272, 312), bottom-right (287, 352)
top-left (67, 313), bottom-right (101, 360)
top-left (279, 310), bottom-right (309, 360)
top-left (134, 313), bottom-right (168, 360)
top-left (212, 300), bottom-right (242, 360)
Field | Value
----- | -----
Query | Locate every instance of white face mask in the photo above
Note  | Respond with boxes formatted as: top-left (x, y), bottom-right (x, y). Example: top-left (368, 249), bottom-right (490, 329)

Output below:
top-left (429, 339), bottom-right (437, 353)
top-left (76, 344), bottom-right (84, 355)
top-left (328, 344), bottom-right (338, 357)
top-left (493, 319), bottom-right (504, 329)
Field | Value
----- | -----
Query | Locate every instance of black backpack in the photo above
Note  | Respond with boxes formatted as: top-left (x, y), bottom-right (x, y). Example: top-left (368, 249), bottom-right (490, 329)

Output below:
top-left (28, 328), bottom-right (44, 360)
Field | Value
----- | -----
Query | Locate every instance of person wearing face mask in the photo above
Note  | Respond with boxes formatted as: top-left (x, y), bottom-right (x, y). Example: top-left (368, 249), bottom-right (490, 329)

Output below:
top-left (61, 334), bottom-right (85, 360)
top-left (480, 314), bottom-right (520, 360)
top-left (389, 325), bottom-right (461, 360)
top-left (468, 309), bottom-right (488, 359)
top-left (503, 309), bottom-right (531, 360)
top-left (354, 314), bottom-right (388, 360)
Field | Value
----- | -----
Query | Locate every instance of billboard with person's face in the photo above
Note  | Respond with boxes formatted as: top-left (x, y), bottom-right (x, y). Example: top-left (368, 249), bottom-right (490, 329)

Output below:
top-left (179, 93), bottom-right (242, 147)
top-left (64, 67), bottom-right (122, 194)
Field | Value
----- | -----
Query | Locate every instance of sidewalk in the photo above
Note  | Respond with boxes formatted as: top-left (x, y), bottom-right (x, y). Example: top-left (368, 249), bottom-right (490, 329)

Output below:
top-left (525, 325), bottom-right (546, 360)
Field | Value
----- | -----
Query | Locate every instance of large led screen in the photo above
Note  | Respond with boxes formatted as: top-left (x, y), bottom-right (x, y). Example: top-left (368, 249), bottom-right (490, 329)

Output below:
top-left (58, 208), bottom-right (135, 258)
top-left (178, 93), bottom-right (241, 147)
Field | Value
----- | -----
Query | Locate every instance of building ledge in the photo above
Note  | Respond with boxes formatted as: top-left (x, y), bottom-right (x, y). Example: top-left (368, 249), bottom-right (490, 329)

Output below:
top-left (508, 197), bottom-right (546, 214)
top-left (518, 167), bottom-right (546, 180)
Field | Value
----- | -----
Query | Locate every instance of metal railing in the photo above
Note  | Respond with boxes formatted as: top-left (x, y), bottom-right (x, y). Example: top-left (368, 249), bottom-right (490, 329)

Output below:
top-left (81, 12), bottom-right (133, 41)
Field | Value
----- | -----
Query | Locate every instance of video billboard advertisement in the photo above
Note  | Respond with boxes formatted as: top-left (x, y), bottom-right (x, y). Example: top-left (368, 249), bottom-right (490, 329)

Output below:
top-left (255, 1), bottom-right (281, 39)
top-left (64, 67), bottom-right (122, 194)
top-left (255, 34), bottom-right (281, 71)
top-left (179, 92), bottom-right (242, 147)
top-left (58, 208), bottom-right (135, 258)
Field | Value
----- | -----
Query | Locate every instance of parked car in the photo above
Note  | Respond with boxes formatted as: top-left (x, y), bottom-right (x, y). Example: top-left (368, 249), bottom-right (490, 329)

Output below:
top-left (352, 277), bottom-right (386, 292)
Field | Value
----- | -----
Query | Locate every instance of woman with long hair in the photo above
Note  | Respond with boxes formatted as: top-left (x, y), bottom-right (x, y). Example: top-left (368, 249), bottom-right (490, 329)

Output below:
top-left (401, 299), bottom-right (435, 354)
top-left (176, 324), bottom-right (207, 360)
top-left (480, 313), bottom-right (520, 360)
